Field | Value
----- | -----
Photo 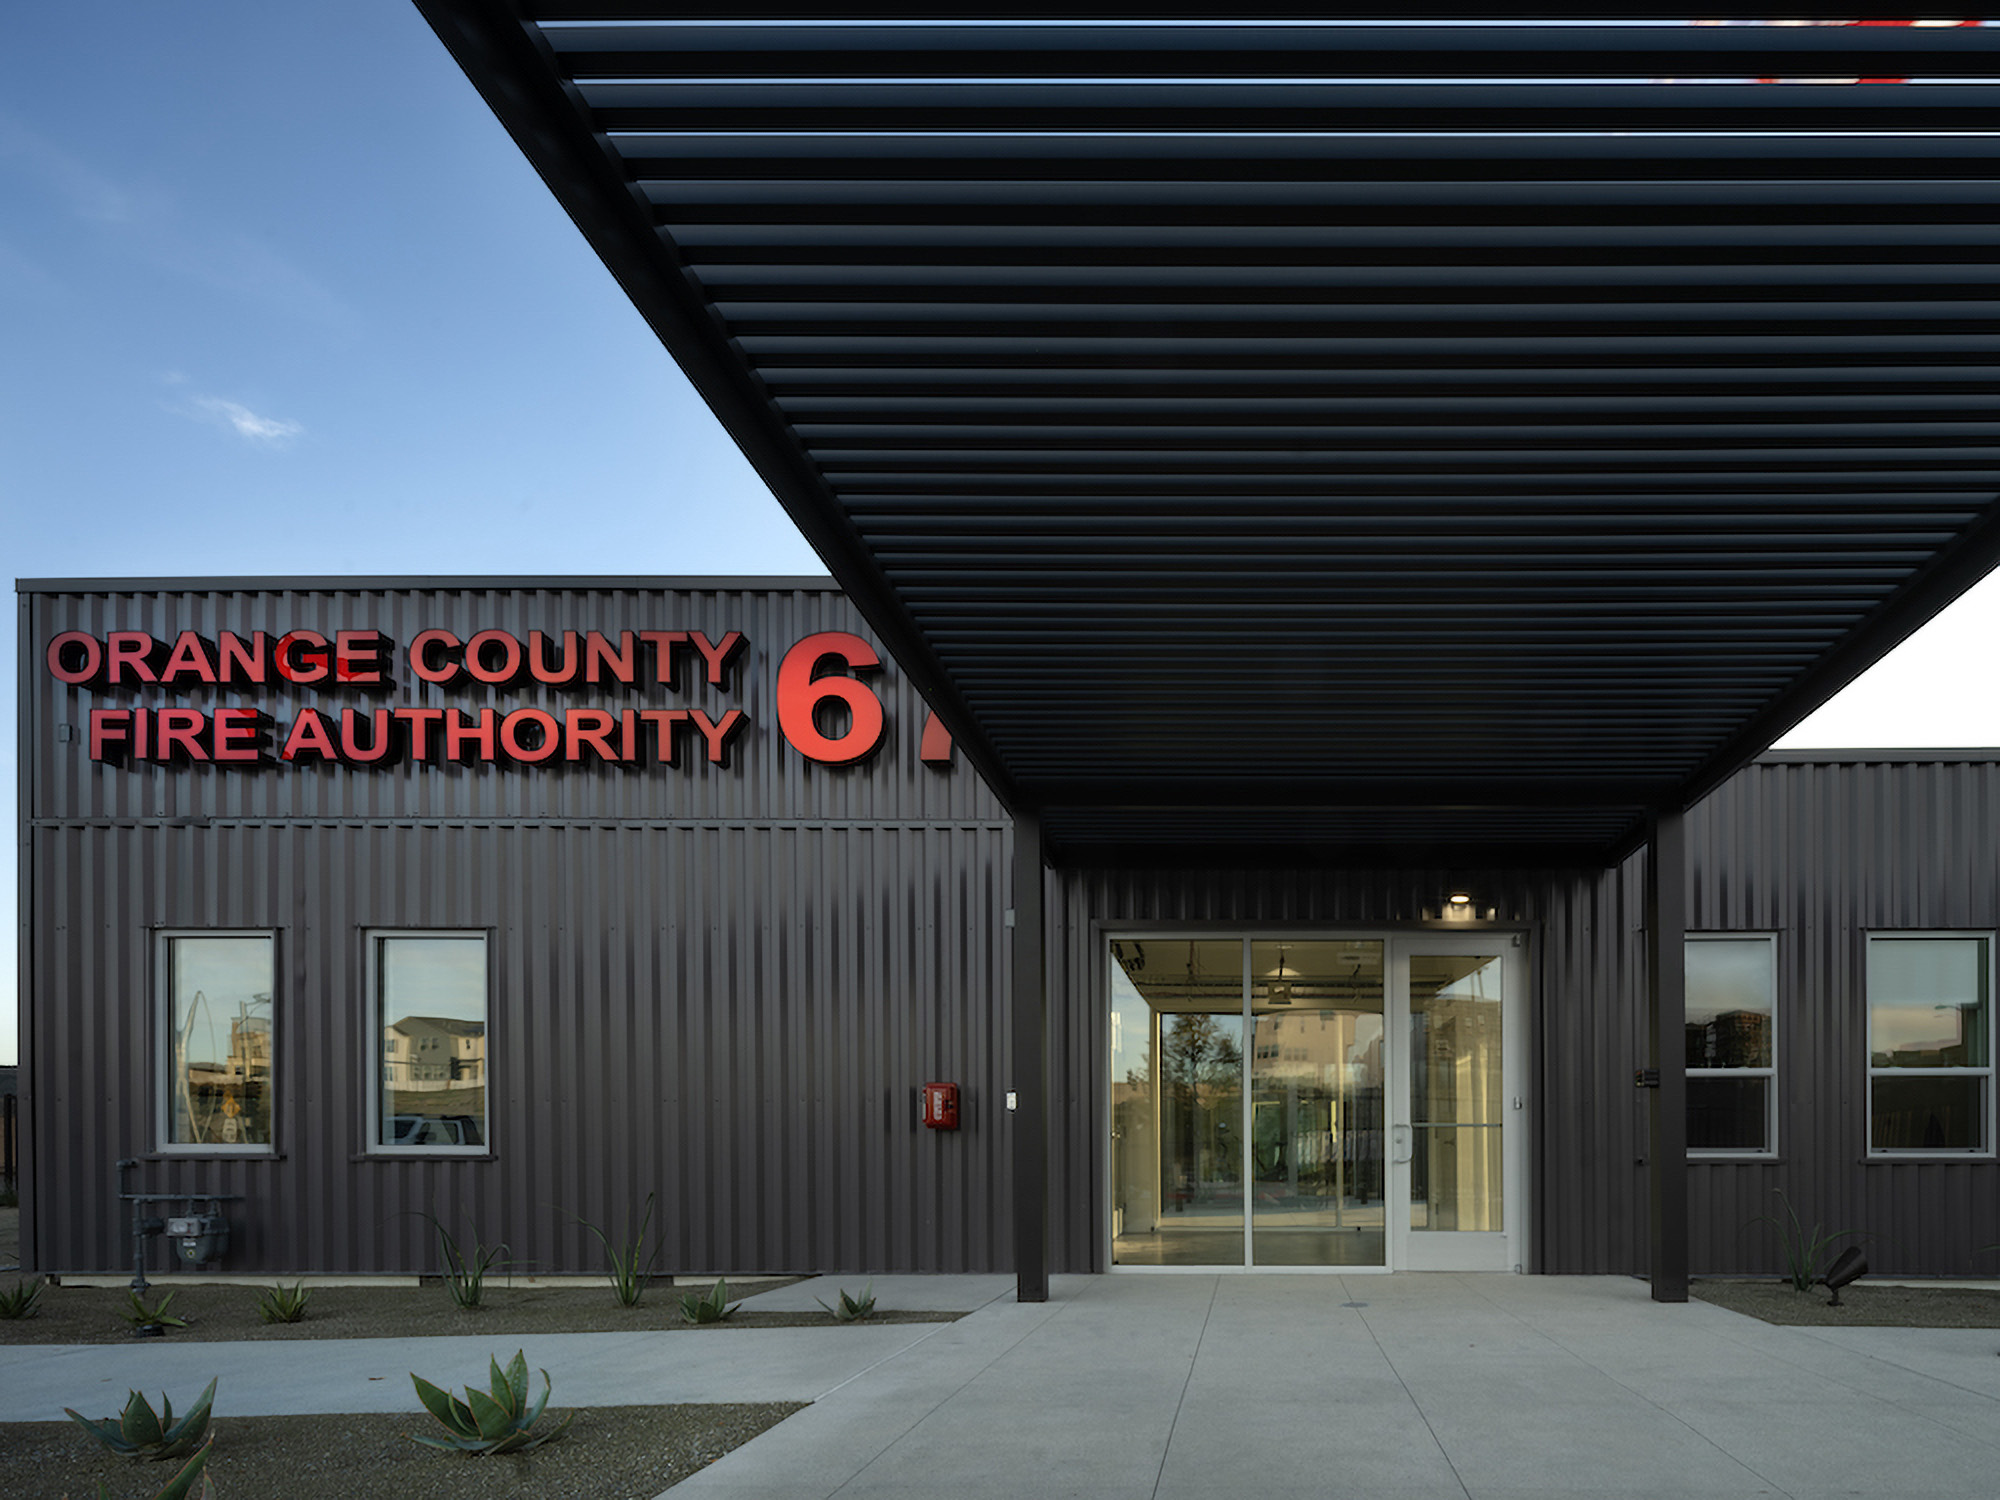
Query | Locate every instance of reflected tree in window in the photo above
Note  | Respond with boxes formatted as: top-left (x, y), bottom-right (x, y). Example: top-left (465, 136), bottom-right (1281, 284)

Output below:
top-left (1160, 1014), bottom-right (1243, 1206)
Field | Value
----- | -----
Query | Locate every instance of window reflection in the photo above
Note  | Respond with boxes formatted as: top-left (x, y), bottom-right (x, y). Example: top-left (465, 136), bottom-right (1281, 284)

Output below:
top-left (1110, 940), bottom-right (1244, 1265)
top-left (1249, 940), bottom-right (1385, 1267)
top-left (1868, 935), bottom-right (1990, 1153)
top-left (376, 934), bottom-right (488, 1150)
top-left (1408, 955), bottom-right (1502, 1233)
top-left (166, 935), bottom-right (274, 1149)
top-left (1685, 936), bottom-right (1777, 1155)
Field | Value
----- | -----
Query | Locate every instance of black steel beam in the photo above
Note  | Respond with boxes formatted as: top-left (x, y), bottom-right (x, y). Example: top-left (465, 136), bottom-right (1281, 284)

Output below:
top-left (1647, 808), bottom-right (1689, 1304)
top-left (545, 21), bottom-right (2000, 76)
top-left (1027, 777), bottom-right (1658, 813)
top-left (1037, 836), bottom-right (1620, 873)
top-left (587, 87), bottom-right (2000, 136)
top-left (1010, 812), bottom-right (1048, 1302)
top-left (531, 2), bottom-right (1981, 22)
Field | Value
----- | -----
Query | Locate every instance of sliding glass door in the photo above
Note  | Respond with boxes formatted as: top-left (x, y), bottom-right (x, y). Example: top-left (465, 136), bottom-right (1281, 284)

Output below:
top-left (1110, 932), bottom-right (1524, 1272)
top-left (1111, 939), bottom-right (1246, 1265)
top-left (1248, 940), bottom-right (1385, 1267)
top-left (1111, 937), bottom-right (1387, 1269)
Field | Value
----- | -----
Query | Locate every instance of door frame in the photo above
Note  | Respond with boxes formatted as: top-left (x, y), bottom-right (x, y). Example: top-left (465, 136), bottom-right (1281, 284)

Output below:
top-left (1103, 924), bottom-right (1532, 1274)
top-left (1387, 932), bottom-right (1530, 1273)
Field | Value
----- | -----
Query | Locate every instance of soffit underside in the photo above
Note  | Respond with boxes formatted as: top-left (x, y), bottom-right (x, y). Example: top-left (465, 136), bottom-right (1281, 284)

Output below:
top-left (417, 10), bottom-right (2000, 863)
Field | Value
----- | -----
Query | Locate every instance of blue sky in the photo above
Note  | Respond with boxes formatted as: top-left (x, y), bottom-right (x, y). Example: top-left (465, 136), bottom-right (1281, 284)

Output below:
top-left (6, 6), bottom-right (2000, 1067)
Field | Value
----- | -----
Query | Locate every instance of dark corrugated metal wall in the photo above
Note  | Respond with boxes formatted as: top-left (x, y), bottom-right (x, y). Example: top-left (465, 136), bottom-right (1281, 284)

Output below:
top-left (1685, 756), bottom-right (2000, 1278)
top-left (24, 583), bottom-right (1011, 1275)
top-left (30, 821), bottom-right (1009, 1276)
top-left (1049, 764), bottom-right (2000, 1280)
top-left (25, 583), bottom-right (2000, 1277)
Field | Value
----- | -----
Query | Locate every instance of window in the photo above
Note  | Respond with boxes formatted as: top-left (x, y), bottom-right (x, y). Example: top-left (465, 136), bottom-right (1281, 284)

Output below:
top-left (1685, 935), bottom-right (1776, 1156)
top-left (369, 931), bottom-right (488, 1152)
top-left (159, 932), bottom-right (275, 1152)
top-left (1868, 934), bottom-right (1992, 1155)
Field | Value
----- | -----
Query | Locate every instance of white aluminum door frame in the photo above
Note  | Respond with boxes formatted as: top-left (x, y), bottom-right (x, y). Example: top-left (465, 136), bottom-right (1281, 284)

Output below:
top-left (1387, 932), bottom-right (1528, 1273)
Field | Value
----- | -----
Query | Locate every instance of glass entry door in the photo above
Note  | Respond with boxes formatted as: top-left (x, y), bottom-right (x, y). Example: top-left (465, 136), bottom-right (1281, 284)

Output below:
top-left (1111, 937), bottom-right (1387, 1268)
top-left (1248, 940), bottom-right (1386, 1267)
top-left (1111, 939), bottom-right (1247, 1265)
top-left (1111, 931), bottom-right (1526, 1272)
top-left (1388, 937), bottom-right (1525, 1272)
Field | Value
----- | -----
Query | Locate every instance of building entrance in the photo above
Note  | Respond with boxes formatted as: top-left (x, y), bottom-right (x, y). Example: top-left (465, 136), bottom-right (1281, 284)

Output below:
top-left (1109, 933), bottom-right (1525, 1271)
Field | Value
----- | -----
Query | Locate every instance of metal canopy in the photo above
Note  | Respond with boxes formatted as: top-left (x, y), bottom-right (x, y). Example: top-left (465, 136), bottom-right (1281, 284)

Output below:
top-left (418, 9), bottom-right (2000, 866)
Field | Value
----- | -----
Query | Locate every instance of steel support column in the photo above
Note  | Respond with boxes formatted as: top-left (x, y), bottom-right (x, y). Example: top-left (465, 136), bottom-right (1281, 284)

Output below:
top-left (1011, 811), bottom-right (1048, 1302)
top-left (1646, 807), bottom-right (1689, 1303)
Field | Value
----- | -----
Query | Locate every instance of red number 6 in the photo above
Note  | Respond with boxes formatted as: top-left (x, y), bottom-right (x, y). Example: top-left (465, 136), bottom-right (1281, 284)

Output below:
top-left (776, 632), bottom-right (886, 765)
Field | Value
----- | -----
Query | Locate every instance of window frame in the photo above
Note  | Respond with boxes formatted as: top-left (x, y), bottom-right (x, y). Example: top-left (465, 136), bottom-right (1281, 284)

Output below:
top-left (155, 929), bottom-right (279, 1157)
top-left (1684, 932), bottom-right (1779, 1160)
top-left (365, 928), bottom-right (491, 1157)
top-left (1865, 930), bottom-right (1995, 1160)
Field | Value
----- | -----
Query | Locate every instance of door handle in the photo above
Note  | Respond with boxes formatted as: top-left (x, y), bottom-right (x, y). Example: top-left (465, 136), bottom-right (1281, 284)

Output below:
top-left (1392, 1124), bottom-right (1412, 1165)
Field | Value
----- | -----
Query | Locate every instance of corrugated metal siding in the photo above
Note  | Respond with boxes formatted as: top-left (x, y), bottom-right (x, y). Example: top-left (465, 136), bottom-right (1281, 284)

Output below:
top-left (1522, 854), bottom-right (1648, 1277)
top-left (24, 584), bottom-right (1011, 1276)
top-left (26, 582), bottom-right (2000, 1279)
top-left (1684, 756), bottom-right (2000, 1278)
top-left (28, 819), bottom-right (1011, 1276)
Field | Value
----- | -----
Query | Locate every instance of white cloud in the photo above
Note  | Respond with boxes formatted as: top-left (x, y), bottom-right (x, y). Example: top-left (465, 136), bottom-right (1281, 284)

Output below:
top-left (186, 395), bottom-right (304, 446)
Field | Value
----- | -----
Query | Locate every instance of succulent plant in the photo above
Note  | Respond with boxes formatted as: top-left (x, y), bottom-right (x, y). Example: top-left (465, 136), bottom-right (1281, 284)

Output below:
top-left (116, 1288), bottom-right (188, 1330)
top-left (409, 1349), bottom-right (574, 1456)
top-left (576, 1192), bottom-right (661, 1306)
top-left (0, 1277), bottom-right (42, 1319)
top-left (677, 1277), bottom-right (740, 1324)
top-left (1754, 1188), bottom-right (1864, 1293)
top-left (256, 1280), bottom-right (312, 1324)
top-left (65, 1378), bottom-right (217, 1461)
top-left (429, 1216), bottom-right (507, 1310)
top-left (816, 1282), bottom-right (878, 1323)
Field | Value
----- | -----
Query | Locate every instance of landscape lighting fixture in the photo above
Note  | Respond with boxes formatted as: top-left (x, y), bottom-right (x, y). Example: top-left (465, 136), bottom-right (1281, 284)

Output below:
top-left (1822, 1246), bottom-right (1867, 1307)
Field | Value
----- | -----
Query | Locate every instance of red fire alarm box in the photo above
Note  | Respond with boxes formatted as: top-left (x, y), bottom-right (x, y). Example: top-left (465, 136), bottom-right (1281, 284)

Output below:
top-left (921, 1081), bottom-right (960, 1130)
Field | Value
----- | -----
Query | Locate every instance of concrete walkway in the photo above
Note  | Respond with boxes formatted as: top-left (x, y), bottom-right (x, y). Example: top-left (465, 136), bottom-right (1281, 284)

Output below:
top-left (10, 1273), bottom-right (2000, 1498)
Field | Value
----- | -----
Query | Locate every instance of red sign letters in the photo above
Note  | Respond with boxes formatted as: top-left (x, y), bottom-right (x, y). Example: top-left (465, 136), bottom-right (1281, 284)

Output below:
top-left (49, 624), bottom-right (935, 773)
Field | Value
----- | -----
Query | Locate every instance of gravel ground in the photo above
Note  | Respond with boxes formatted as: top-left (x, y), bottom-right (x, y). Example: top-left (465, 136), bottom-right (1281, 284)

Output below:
top-left (0, 1279), bottom-right (954, 1344)
top-left (1692, 1278), bottom-right (2000, 1327)
top-left (0, 1402), bottom-right (805, 1500)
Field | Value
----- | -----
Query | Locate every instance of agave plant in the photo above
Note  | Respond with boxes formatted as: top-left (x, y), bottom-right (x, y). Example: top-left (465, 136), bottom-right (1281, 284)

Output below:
top-left (65, 1378), bottom-right (217, 1461)
top-left (117, 1288), bottom-right (188, 1331)
top-left (1754, 1189), bottom-right (1863, 1293)
top-left (256, 1279), bottom-right (312, 1324)
top-left (409, 1349), bottom-right (574, 1456)
top-left (816, 1282), bottom-right (877, 1323)
top-left (429, 1216), bottom-right (508, 1310)
top-left (576, 1192), bottom-right (661, 1307)
top-left (677, 1277), bottom-right (740, 1324)
top-left (0, 1277), bottom-right (42, 1320)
